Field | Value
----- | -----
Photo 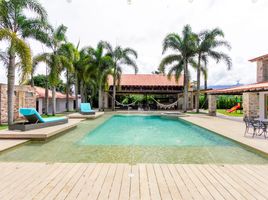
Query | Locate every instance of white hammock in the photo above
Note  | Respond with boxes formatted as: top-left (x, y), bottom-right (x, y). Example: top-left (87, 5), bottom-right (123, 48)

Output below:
top-left (152, 98), bottom-right (178, 110)
top-left (108, 93), bottom-right (137, 107)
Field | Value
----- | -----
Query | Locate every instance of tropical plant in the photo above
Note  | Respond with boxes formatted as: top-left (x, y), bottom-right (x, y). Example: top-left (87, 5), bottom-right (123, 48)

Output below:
top-left (102, 42), bottom-right (138, 110)
top-left (195, 28), bottom-right (232, 113)
top-left (58, 42), bottom-right (77, 111)
top-left (33, 25), bottom-right (72, 115)
top-left (159, 25), bottom-right (197, 112)
top-left (0, 0), bottom-right (49, 124)
top-left (86, 42), bottom-right (113, 110)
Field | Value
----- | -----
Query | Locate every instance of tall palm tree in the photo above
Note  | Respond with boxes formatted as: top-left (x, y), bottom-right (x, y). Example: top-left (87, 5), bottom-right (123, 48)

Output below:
top-left (195, 28), bottom-right (232, 112)
top-left (58, 42), bottom-right (77, 111)
top-left (87, 42), bottom-right (113, 111)
top-left (0, 0), bottom-right (48, 125)
top-left (160, 25), bottom-right (197, 112)
top-left (102, 42), bottom-right (138, 110)
top-left (33, 25), bottom-right (72, 115)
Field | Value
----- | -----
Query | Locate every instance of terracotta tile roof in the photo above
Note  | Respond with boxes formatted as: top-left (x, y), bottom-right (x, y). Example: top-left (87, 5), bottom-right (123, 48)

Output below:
top-left (207, 82), bottom-right (268, 94)
top-left (108, 74), bottom-right (183, 86)
top-left (249, 53), bottom-right (268, 62)
top-left (34, 86), bottom-right (75, 99)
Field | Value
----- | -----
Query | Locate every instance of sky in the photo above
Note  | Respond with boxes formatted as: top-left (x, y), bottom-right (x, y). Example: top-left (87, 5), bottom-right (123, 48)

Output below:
top-left (0, 0), bottom-right (267, 86)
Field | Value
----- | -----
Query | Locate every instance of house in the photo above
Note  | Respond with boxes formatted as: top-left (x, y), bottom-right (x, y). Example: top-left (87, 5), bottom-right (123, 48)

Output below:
top-left (0, 84), bottom-right (77, 124)
top-left (35, 86), bottom-right (77, 114)
top-left (207, 53), bottom-right (268, 119)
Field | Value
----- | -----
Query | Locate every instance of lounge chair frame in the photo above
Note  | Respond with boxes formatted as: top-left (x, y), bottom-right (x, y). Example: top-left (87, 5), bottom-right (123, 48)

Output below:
top-left (9, 118), bottom-right (68, 131)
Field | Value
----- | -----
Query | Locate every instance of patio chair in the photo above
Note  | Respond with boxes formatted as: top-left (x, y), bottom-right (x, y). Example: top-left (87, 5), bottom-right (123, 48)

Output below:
top-left (9, 108), bottom-right (68, 131)
top-left (80, 103), bottom-right (96, 115)
top-left (258, 121), bottom-right (267, 139)
top-left (244, 117), bottom-right (260, 138)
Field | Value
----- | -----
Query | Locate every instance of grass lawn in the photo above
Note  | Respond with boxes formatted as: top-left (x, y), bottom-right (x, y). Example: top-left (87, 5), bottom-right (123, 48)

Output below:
top-left (41, 114), bottom-right (65, 118)
top-left (0, 125), bottom-right (8, 130)
top-left (217, 109), bottom-right (243, 117)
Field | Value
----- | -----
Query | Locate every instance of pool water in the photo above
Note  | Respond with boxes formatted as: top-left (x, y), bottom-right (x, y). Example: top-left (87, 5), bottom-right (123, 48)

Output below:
top-left (0, 114), bottom-right (268, 164)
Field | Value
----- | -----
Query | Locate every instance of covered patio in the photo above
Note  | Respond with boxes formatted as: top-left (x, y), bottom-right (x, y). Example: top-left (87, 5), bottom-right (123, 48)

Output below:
top-left (104, 74), bottom-right (194, 110)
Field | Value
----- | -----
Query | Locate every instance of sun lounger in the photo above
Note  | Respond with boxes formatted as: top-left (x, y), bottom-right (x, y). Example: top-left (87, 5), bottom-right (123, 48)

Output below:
top-left (9, 108), bottom-right (68, 131)
top-left (80, 103), bottom-right (95, 115)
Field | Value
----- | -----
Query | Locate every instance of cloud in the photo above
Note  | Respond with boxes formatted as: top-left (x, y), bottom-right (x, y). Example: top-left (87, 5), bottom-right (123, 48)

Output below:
top-left (0, 0), bottom-right (266, 86)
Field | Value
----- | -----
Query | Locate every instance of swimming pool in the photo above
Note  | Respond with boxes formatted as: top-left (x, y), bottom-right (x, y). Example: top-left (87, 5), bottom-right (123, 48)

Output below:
top-left (0, 114), bottom-right (267, 164)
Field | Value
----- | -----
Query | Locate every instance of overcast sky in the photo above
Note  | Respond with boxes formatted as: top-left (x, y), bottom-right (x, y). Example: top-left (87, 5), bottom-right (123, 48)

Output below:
top-left (0, 0), bottom-right (267, 86)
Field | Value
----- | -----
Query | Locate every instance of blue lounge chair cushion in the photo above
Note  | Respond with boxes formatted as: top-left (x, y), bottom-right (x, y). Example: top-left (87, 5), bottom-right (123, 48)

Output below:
top-left (19, 108), bottom-right (66, 123)
top-left (80, 103), bottom-right (94, 112)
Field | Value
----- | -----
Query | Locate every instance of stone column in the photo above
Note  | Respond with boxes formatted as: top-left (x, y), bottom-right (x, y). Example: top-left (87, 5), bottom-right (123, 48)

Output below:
top-left (243, 92), bottom-right (259, 118)
top-left (208, 95), bottom-right (217, 116)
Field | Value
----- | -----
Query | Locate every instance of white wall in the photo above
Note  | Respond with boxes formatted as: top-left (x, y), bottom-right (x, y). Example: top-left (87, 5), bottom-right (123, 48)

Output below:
top-left (38, 98), bottom-right (75, 114)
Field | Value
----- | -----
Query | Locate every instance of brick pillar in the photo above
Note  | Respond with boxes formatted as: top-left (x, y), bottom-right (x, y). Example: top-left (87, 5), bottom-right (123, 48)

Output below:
top-left (243, 92), bottom-right (259, 118)
top-left (208, 95), bottom-right (217, 116)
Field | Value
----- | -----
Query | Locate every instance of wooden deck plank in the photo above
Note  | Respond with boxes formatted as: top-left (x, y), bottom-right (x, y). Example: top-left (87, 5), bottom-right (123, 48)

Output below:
top-left (118, 164), bottom-right (131, 200)
top-left (65, 163), bottom-right (96, 200)
top-left (75, 163), bottom-right (104, 199)
top-left (146, 164), bottom-right (161, 200)
top-left (222, 165), bottom-right (267, 200)
top-left (109, 164), bottom-right (126, 200)
top-left (153, 164), bottom-right (172, 200)
top-left (130, 165), bottom-right (140, 200)
top-left (0, 163), bottom-right (267, 200)
top-left (139, 164), bottom-right (150, 200)
top-left (160, 164), bottom-right (182, 200)
top-left (175, 164), bottom-right (204, 200)
top-left (189, 165), bottom-right (224, 200)
top-left (196, 165), bottom-right (235, 200)
top-left (87, 163), bottom-right (111, 200)
top-left (167, 164), bottom-right (193, 200)
top-left (98, 164), bottom-right (117, 199)
top-left (209, 165), bottom-right (256, 200)
top-left (54, 164), bottom-right (88, 200)
top-left (182, 165), bottom-right (214, 200)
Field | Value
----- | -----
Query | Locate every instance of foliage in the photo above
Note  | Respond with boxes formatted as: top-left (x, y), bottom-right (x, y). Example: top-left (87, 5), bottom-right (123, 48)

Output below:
top-left (28, 74), bottom-right (67, 93)
top-left (199, 95), bottom-right (242, 110)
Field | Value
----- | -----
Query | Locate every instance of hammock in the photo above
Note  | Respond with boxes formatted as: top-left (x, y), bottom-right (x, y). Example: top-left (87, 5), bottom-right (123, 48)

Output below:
top-left (108, 93), bottom-right (137, 107)
top-left (151, 98), bottom-right (179, 110)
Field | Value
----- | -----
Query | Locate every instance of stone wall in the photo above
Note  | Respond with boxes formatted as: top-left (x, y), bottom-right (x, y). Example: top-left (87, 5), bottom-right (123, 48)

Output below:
top-left (0, 84), bottom-right (36, 124)
top-left (208, 95), bottom-right (217, 116)
top-left (257, 59), bottom-right (268, 83)
top-left (243, 92), bottom-right (259, 118)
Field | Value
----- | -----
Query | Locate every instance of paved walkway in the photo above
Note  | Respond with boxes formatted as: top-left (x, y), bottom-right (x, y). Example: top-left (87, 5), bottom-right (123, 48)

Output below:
top-left (0, 162), bottom-right (268, 200)
top-left (182, 114), bottom-right (268, 154)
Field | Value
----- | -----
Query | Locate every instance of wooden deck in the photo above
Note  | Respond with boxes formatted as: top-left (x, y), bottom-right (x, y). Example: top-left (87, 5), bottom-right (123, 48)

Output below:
top-left (68, 112), bottom-right (104, 119)
top-left (0, 139), bottom-right (29, 152)
top-left (0, 162), bottom-right (268, 199)
top-left (0, 119), bottom-right (83, 140)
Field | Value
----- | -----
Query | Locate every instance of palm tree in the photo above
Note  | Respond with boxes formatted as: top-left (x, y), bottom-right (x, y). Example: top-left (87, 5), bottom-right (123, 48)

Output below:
top-left (58, 42), bottom-right (77, 111)
top-left (160, 25), bottom-right (197, 112)
top-left (195, 28), bottom-right (232, 113)
top-left (102, 42), bottom-right (138, 110)
top-left (86, 42), bottom-right (113, 111)
top-left (33, 25), bottom-right (72, 115)
top-left (0, 0), bottom-right (48, 125)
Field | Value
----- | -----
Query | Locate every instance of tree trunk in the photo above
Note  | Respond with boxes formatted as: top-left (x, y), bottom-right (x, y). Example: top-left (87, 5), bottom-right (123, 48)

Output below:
top-left (31, 71), bottom-right (34, 87)
top-left (44, 79), bottom-right (49, 115)
top-left (52, 86), bottom-right (56, 116)
top-left (204, 73), bottom-right (208, 109)
top-left (112, 74), bottom-right (116, 111)
top-left (7, 53), bottom-right (16, 125)
top-left (98, 85), bottom-right (102, 111)
top-left (183, 61), bottom-right (188, 113)
top-left (66, 69), bottom-right (69, 112)
top-left (75, 74), bottom-right (79, 111)
top-left (195, 54), bottom-right (201, 113)
top-left (80, 80), bottom-right (84, 103)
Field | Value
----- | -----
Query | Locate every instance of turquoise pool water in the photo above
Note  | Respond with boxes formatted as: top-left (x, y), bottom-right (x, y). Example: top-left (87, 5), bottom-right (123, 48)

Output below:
top-left (79, 115), bottom-right (234, 147)
top-left (0, 114), bottom-right (268, 164)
